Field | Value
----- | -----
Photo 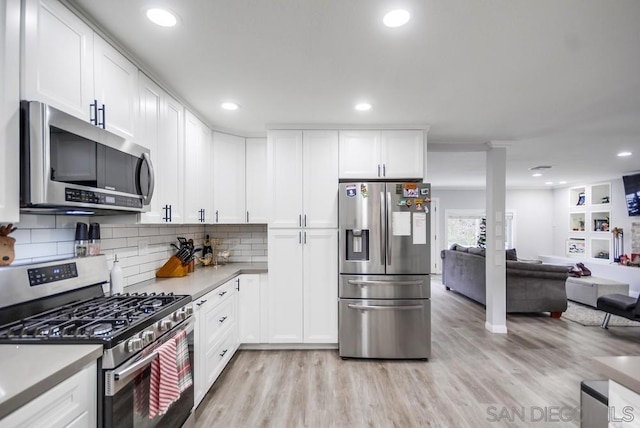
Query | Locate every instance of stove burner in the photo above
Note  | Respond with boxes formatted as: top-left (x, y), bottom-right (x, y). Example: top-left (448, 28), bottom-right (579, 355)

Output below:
top-left (90, 323), bottom-right (113, 336)
top-left (141, 299), bottom-right (163, 313)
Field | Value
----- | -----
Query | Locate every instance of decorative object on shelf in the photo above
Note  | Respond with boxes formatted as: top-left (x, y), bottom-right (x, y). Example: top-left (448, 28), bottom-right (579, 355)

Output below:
top-left (612, 227), bottom-right (624, 262)
top-left (566, 239), bottom-right (586, 257)
top-left (577, 192), bottom-right (586, 205)
top-left (594, 219), bottom-right (609, 232)
top-left (0, 223), bottom-right (17, 266)
top-left (476, 217), bottom-right (486, 249)
top-left (601, 196), bottom-right (610, 204)
top-left (595, 251), bottom-right (610, 259)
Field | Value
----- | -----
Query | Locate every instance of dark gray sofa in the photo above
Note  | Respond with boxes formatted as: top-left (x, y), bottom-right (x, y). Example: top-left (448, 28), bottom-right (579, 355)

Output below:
top-left (440, 245), bottom-right (571, 316)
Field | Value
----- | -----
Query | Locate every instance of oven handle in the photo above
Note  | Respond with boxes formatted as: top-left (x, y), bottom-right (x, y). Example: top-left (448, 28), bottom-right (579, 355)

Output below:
top-left (112, 317), bottom-right (194, 383)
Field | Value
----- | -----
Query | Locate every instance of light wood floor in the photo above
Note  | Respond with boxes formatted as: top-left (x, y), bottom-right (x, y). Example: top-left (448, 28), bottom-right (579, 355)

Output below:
top-left (194, 278), bottom-right (640, 427)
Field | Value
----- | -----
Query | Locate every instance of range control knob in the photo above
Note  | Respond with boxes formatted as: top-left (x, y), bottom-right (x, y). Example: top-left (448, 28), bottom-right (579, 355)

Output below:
top-left (141, 330), bottom-right (155, 344)
top-left (126, 337), bottom-right (143, 353)
top-left (157, 319), bottom-right (173, 331)
top-left (184, 305), bottom-right (194, 316)
top-left (173, 309), bottom-right (186, 322)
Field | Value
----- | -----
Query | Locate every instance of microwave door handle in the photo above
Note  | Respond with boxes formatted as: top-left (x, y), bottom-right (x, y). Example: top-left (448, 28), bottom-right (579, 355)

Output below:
top-left (141, 152), bottom-right (155, 205)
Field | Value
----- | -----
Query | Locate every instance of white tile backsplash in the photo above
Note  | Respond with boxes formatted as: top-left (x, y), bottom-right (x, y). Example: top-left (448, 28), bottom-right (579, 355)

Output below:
top-left (10, 215), bottom-right (268, 288)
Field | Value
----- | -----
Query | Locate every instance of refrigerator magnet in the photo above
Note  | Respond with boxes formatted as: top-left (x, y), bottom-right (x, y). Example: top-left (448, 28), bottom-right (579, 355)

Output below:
top-left (346, 184), bottom-right (357, 197)
top-left (360, 184), bottom-right (368, 198)
top-left (415, 199), bottom-right (423, 210)
top-left (406, 198), bottom-right (413, 207)
top-left (397, 198), bottom-right (407, 206)
top-left (420, 188), bottom-right (429, 195)
top-left (403, 184), bottom-right (419, 198)
top-left (396, 184), bottom-right (403, 194)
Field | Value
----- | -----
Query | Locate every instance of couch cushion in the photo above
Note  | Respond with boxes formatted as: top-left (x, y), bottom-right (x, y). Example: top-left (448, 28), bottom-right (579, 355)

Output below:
top-left (468, 247), bottom-right (486, 257)
top-left (506, 248), bottom-right (518, 261)
top-left (450, 244), bottom-right (470, 252)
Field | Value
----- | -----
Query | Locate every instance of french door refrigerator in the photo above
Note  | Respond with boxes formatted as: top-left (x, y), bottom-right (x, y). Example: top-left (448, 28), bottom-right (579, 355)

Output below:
top-left (339, 181), bottom-right (431, 359)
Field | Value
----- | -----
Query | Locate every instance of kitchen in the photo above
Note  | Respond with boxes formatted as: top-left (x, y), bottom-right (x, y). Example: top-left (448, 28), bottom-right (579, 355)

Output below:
top-left (0, 1), bottom-right (430, 427)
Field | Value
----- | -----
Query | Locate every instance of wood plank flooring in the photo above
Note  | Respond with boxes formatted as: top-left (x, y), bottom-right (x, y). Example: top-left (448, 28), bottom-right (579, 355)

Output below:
top-left (194, 277), bottom-right (640, 427)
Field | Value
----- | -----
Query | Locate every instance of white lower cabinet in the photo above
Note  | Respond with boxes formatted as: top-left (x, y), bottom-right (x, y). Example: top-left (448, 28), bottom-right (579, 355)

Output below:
top-left (0, 362), bottom-right (97, 428)
top-left (267, 228), bottom-right (338, 344)
top-left (193, 279), bottom-right (238, 408)
top-left (238, 274), bottom-right (262, 343)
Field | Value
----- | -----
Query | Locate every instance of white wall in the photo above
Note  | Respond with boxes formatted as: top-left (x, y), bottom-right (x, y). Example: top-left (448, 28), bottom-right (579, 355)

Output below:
top-left (432, 188), bottom-right (554, 260)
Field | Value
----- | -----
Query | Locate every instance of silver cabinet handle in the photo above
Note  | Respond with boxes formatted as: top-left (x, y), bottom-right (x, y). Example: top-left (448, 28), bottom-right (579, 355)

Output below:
top-left (346, 279), bottom-right (423, 286)
top-left (383, 163), bottom-right (386, 177)
top-left (347, 304), bottom-right (423, 311)
top-left (304, 231), bottom-right (307, 244)
top-left (299, 214), bottom-right (302, 227)
top-left (299, 231), bottom-right (302, 244)
top-left (377, 164), bottom-right (381, 177)
top-left (246, 211), bottom-right (249, 223)
top-left (304, 214), bottom-right (307, 227)
top-left (215, 210), bottom-right (219, 223)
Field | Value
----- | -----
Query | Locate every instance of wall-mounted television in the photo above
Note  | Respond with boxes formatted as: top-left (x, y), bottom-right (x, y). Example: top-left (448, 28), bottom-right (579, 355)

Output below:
top-left (623, 172), bottom-right (640, 216)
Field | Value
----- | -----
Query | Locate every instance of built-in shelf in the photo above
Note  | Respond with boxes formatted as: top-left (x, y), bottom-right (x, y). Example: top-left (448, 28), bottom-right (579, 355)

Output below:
top-left (591, 238), bottom-right (611, 260)
top-left (570, 186), bottom-right (587, 207)
top-left (569, 212), bottom-right (586, 232)
top-left (591, 211), bottom-right (610, 232)
top-left (591, 183), bottom-right (611, 206)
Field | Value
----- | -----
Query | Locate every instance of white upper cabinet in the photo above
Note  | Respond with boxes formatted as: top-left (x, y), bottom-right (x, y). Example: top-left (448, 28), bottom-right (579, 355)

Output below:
top-left (339, 130), bottom-right (424, 179)
top-left (268, 130), bottom-right (303, 228)
top-left (22, 0), bottom-right (94, 121)
top-left (0, 0), bottom-right (20, 222)
top-left (213, 132), bottom-right (246, 223)
top-left (93, 36), bottom-right (138, 140)
top-left (22, 0), bottom-right (138, 140)
top-left (268, 130), bottom-right (338, 228)
top-left (245, 138), bottom-right (268, 224)
top-left (138, 73), bottom-right (184, 224)
top-left (184, 110), bottom-right (213, 223)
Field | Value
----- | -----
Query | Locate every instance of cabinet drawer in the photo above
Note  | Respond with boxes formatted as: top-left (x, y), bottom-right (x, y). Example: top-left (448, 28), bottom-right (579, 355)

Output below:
top-left (204, 328), bottom-right (237, 388)
top-left (194, 278), bottom-right (237, 309)
top-left (203, 298), bottom-right (236, 352)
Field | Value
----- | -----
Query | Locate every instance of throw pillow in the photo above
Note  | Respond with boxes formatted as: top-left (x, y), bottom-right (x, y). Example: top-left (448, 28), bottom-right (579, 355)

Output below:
top-left (450, 243), bottom-right (469, 252)
top-left (505, 248), bottom-right (518, 261)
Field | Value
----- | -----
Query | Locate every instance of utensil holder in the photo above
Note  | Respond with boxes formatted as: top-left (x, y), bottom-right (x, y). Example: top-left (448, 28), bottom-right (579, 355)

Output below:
top-left (156, 255), bottom-right (188, 278)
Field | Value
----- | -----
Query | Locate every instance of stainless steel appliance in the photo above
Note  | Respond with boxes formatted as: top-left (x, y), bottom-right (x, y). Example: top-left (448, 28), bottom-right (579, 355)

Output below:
top-left (339, 181), bottom-right (431, 359)
top-left (0, 256), bottom-right (194, 428)
top-left (20, 101), bottom-right (154, 215)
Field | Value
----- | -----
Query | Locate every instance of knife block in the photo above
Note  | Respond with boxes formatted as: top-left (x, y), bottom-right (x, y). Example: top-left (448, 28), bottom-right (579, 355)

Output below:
top-left (156, 255), bottom-right (188, 278)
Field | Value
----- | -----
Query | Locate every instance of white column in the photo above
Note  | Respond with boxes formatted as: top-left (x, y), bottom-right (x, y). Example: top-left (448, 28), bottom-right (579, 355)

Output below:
top-left (485, 143), bottom-right (508, 333)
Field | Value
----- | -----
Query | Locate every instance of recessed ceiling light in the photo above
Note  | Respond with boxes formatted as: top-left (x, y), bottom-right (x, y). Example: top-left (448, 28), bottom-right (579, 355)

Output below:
top-left (146, 8), bottom-right (177, 27)
top-left (545, 181), bottom-right (554, 185)
top-left (383, 9), bottom-right (411, 28)
top-left (355, 103), bottom-right (372, 111)
top-left (221, 102), bottom-right (239, 111)
top-left (559, 181), bottom-right (567, 184)
top-left (532, 173), bottom-right (542, 177)
top-left (618, 151), bottom-right (632, 157)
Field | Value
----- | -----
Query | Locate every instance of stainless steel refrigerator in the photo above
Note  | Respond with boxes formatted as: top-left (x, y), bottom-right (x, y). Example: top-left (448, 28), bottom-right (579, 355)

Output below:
top-left (338, 181), bottom-right (431, 359)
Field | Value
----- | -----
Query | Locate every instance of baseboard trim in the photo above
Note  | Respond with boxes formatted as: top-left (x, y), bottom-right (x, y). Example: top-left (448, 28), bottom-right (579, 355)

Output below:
top-left (239, 343), bottom-right (339, 351)
top-left (485, 321), bottom-right (508, 334)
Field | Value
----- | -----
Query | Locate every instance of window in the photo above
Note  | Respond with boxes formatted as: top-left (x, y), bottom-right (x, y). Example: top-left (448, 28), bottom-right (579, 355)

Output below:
top-left (445, 210), bottom-right (515, 249)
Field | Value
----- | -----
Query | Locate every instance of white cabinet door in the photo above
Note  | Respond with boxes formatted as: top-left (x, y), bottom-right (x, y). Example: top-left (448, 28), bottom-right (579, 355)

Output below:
top-left (161, 93), bottom-right (185, 223)
top-left (381, 130), bottom-right (424, 179)
top-left (302, 131), bottom-right (338, 228)
top-left (93, 36), bottom-right (138, 140)
top-left (184, 111), bottom-right (212, 224)
top-left (267, 228), bottom-right (303, 342)
top-left (303, 229), bottom-right (338, 343)
top-left (238, 274), bottom-right (261, 343)
top-left (0, 0), bottom-right (19, 222)
top-left (213, 132), bottom-right (246, 223)
top-left (22, 0), bottom-right (94, 122)
top-left (137, 73), bottom-right (162, 223)
top-left (193, 296), bottom-right (205, 406)
top-left (0, 362), bottom-right (97, 428)
top-left (338, 130), bottom-right (381, 179)
top-left (268, 130), bottom-right (303, 228)
top-left (245, 138), bottom-right (268, 224)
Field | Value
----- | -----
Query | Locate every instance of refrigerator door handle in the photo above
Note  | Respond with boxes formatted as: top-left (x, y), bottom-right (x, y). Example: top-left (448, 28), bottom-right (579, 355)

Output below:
top-left (386, 191), bottom-right (392, 265)
top-left (347, 279), bottom-right (424, 286)
top-left (347, 303), bottom-right (424, 311)
top-left (379, 192), bottom-right (385, 266)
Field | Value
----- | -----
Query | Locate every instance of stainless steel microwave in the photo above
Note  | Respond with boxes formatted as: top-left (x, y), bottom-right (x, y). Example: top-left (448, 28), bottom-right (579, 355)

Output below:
top-left (20, 101), bottom-right (154, 215)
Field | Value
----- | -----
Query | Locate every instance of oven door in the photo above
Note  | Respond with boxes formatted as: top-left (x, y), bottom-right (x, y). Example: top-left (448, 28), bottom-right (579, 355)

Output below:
top-left (103, 318), bottom-right (195, 428)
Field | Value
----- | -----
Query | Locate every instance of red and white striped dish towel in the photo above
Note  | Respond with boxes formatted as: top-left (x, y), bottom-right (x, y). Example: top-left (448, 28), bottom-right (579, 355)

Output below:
top-left (149, 338), bottom-right (180, 419)
top-left (174, 330), bottom-right (193, 393)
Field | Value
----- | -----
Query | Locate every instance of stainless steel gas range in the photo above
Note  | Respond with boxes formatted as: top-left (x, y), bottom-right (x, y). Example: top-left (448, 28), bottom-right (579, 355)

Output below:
top-left (0, 256), bottom-right (195, 428)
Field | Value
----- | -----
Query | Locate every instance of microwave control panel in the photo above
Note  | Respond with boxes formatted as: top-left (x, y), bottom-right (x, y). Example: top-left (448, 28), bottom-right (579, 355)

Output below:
top-left (65, 188), bottom-right (143, 208)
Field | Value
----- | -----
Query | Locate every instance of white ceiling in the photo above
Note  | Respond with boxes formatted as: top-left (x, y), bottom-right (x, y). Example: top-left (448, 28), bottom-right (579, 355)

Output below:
top-left (66, 0), bottom-right (640, 188)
